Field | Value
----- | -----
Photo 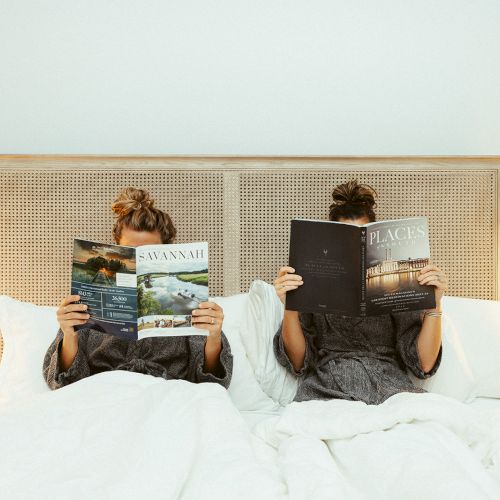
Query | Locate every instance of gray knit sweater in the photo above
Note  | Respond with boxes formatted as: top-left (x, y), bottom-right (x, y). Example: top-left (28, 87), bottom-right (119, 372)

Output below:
top-left (43, 328), bottom-right (233, 390)
top-left (274, 310), bottom-right (441, 405)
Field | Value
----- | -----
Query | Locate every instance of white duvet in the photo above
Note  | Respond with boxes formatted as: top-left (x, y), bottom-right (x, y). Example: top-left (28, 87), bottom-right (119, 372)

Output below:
top-left (1, 372), bottom-right (500, 500)
top-left (0, 371), bottom-right (285, 500)
top-left (254, 391), bottom-right (500, 500)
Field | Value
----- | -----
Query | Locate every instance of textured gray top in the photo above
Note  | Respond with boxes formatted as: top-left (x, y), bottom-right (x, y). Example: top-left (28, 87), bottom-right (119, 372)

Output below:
top-left (43, 329), bottom-right (233, 390)
top-left (274, 311), bottom-right (442, 405)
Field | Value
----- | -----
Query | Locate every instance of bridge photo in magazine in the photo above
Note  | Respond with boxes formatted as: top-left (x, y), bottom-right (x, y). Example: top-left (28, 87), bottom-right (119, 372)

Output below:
top-left (71, 239), bottom-right (209, 340)
top-left (286, 216), bottom-right (435, 316)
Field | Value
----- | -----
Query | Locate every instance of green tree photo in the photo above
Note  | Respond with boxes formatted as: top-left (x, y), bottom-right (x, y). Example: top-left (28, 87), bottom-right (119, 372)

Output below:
top-left (138, 286), bottom-right (173, 317)
top-left (86, 256), bottom-right (108, 271)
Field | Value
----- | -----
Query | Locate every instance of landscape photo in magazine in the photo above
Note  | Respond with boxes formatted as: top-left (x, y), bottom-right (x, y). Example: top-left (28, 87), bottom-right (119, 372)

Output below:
top-left (136, 242), bottom-right (209, 338)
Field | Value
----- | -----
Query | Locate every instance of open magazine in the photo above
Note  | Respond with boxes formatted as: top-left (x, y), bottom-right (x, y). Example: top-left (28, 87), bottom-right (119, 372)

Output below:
top-left (285, 216), bottom-right (436, 316)
top-left (71, 239), bottom-right (209, 340)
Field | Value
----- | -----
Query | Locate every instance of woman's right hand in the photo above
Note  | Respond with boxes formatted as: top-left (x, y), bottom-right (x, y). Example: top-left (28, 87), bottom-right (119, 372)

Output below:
top-left (56, 295), bottom-right (90, 336)
top-left (274, 266), bottom-right (304, 305)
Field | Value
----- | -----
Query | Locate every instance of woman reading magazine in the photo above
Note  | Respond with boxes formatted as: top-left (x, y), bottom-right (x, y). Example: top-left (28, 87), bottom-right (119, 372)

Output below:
top-left (273, 179), bottom-right (448, 404)
top-left (43, 187), bottom-right (232, 389)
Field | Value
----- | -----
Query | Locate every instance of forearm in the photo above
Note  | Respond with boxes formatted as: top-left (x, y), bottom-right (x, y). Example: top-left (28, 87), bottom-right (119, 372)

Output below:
top-left (203, 334), bottom-right (223, 375)
top-left (60, 332), bottom-right (79, 371)
top-left (281, 310), bottom-right (306, 372)
top-left (417, 303), bottom-right (442, 373)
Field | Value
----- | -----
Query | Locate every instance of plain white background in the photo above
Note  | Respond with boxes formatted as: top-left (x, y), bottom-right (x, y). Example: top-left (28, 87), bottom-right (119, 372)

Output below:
top-left (0, 0), bottom-right (499, 155)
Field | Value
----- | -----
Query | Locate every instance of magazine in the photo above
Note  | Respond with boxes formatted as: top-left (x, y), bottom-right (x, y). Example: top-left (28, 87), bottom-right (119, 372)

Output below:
top-left (71, 239), bottom-right (209, 340)
top-left (285, 217), bottom-right (436, 316)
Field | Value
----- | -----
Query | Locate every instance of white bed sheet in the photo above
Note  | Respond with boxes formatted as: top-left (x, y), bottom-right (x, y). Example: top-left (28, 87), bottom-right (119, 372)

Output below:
top-left (0, 371), bottom-right (286, 500)
top-left (1, 373), bottom-right (500, 500)
top-left (253, 392), bottom-right (500, 500)
top-left (467, 396), bottom-right (500, 413)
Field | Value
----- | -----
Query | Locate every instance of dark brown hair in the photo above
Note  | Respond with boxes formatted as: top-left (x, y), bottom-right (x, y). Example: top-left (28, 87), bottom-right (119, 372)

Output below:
top-left (111, 187), bottom-right (177, 244)
top-left (329, 179), bottom-right (378, 222)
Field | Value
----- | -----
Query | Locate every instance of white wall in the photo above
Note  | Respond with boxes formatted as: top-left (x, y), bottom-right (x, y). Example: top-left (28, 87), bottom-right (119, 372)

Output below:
top-left (0, 1), bottom-right (499, 155)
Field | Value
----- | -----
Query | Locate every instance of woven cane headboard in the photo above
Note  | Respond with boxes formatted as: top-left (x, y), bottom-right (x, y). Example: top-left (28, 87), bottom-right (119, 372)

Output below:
top-left (0, 156), bottom-right (498, 304)
top-left (0, 156), bottom-right (498, 361)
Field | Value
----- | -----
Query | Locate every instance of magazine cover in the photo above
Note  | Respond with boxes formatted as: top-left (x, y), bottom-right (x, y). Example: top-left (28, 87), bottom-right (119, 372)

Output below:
top-left (365, 217), bottom-right (435, 315)
top-left (71, 239), bottom-right (209, 340)
top-left (136, 242), bottom-right (209, 339)
top-left (285, 217), bottom-right (435, 317)
top-left (285, 219), bottom-right (362, 316)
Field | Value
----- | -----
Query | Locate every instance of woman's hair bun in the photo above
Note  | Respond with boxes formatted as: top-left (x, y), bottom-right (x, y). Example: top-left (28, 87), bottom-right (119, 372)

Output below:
top-left (331, 179), bottom-right (377, 209)
top-left (111, 187), bottom-right (177, 244)
top-left (111, 187), bottom-right (155, 217)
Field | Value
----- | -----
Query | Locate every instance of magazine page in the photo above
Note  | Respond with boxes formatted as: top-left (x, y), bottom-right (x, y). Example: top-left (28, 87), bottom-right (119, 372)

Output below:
top-left (285, 219), bottom-right (362, 316)
top-left (136, 242), bottom-right (209, 339)
top-left (364, 217), bottom-right (436, 315)
top-left (71, 239), bottom-right (138, 340)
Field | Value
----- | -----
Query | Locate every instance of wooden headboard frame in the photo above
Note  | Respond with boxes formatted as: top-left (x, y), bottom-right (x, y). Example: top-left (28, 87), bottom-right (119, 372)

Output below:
top-left (1, 156), bottom-right (499, 362)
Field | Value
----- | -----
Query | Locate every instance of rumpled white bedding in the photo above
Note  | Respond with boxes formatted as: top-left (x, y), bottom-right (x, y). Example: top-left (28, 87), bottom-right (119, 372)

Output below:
top-left (0, 371), bottom-right (286, 500)
top-left (1, 371), bottom-right (499, 500)
top-left (253, 391), bottom-right (500, 500)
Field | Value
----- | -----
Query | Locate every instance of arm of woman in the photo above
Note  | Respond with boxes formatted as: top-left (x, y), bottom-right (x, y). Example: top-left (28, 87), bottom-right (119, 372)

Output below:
top-left (279, 311), bottom-right (306, 373)
top-left (393, 264), bottom-right (447, 378)
top-left (416, 264), bottom-right (448, 373)
top-left (57, 295), bottom-right (91, 369)
top-left (273, 266), bottom-right (314, 375)
top-left (190, 301), bottom-right (233, 387)
top-left (43, 295), bottom-right (92, 389)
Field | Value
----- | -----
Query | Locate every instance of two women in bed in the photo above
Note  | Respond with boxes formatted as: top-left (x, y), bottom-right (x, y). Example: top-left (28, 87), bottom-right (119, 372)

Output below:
top-left (43, 187), bottom-right (233, 390)
top-left (45, 180), bottom-right (446, 405)
top-left (273, 179), bottom-right (448, 405)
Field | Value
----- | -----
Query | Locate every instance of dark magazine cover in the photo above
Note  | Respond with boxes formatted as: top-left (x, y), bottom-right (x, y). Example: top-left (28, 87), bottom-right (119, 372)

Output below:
top-left (285, 217), bottom-right (435, 316)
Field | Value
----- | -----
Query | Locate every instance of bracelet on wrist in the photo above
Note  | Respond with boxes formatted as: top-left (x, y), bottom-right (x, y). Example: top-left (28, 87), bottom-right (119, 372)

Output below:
top-left (423, 310), bottom-right (443, 318)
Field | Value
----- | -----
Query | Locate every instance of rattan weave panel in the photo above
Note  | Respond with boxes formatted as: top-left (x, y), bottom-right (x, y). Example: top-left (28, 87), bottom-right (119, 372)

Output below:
top-left (0, 162), bottom-right (498, 366)
top-left (238, 169), bottom-right (497, 300)
top-left (0, 169), bottom-right (225, 306)
top-left (0, 166), bottom-right (497, 304)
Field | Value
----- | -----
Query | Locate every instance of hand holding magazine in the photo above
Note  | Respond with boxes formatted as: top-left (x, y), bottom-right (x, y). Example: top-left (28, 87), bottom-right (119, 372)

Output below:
top-left (285, 216), bottom-right (436, 316)
top-left (71, 239), bottom-right (209, 340)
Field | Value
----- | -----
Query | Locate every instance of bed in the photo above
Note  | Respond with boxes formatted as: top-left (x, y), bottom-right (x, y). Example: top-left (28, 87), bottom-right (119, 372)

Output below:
top-left (0, 156), bottom-right (499, 500)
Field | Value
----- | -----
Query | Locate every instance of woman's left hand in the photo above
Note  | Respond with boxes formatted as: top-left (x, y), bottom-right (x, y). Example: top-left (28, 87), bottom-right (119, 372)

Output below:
top-left (192, 301), bottom-right (224, 338)
top-left (417, 264), bottom-right (448, 306)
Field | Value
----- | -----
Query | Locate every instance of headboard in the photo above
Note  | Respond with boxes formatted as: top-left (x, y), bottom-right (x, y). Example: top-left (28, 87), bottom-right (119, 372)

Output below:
top-left (1, 156), bottom-right (499, 361)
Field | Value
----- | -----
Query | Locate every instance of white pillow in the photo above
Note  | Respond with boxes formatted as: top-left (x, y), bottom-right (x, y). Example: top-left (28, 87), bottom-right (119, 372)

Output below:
top-left (239, 280), bottom-right (298, 405)
top-left (0, 294), bottom-right (279, 412)
top-left (0, 296), bottom-right (57, 403)
top-left (409, 311), bottom-right (475, 402)
top-left (438, 295), bottom-right (500, 400)
top-left (210, 294), bottom-right (279, 412)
